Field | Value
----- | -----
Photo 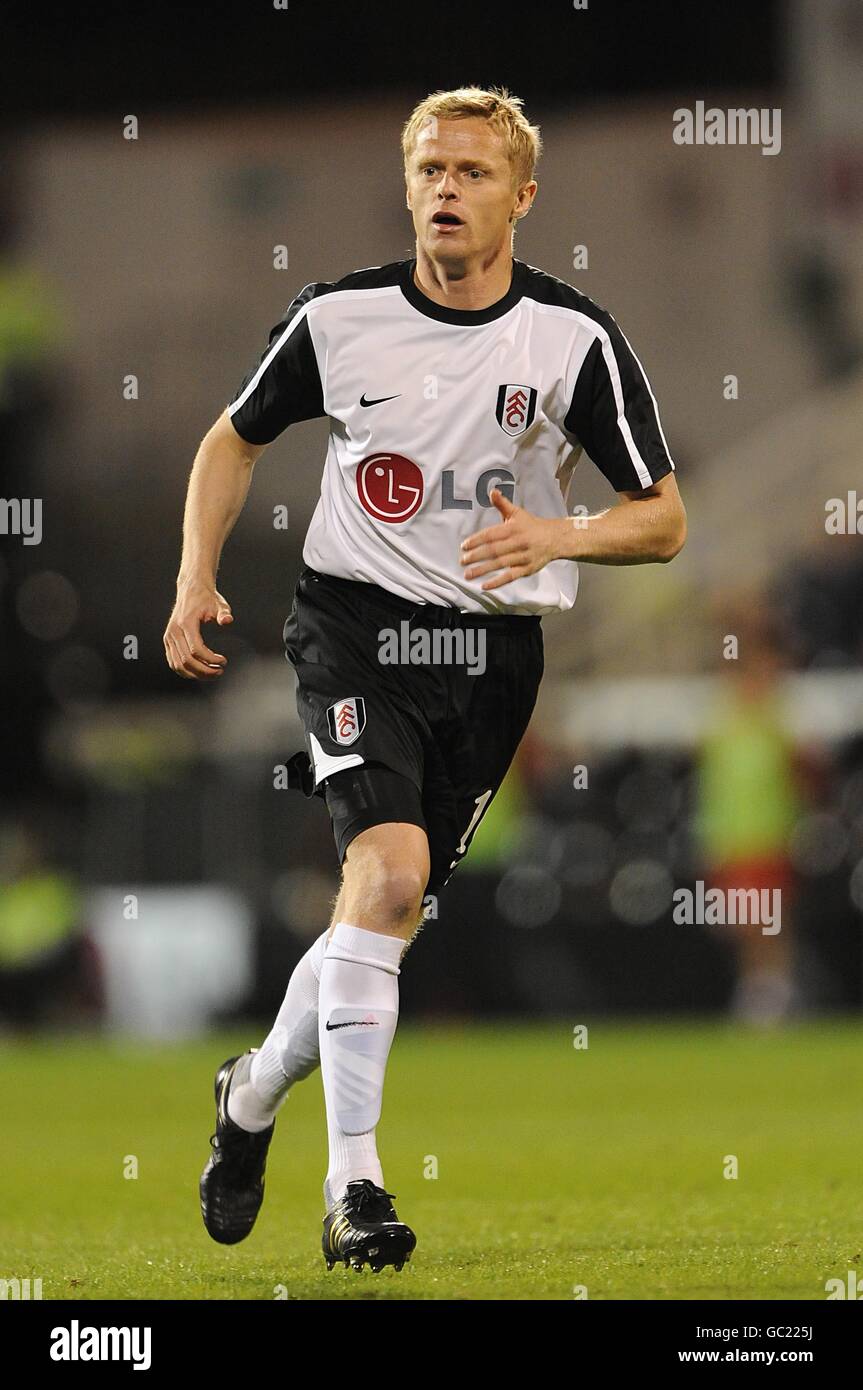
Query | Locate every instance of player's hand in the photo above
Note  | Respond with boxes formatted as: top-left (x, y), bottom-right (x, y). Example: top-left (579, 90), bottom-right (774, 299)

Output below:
top-left (163, 582), bottom-right (233, 680)
top-left (459, 490), bottom-right (560, 592)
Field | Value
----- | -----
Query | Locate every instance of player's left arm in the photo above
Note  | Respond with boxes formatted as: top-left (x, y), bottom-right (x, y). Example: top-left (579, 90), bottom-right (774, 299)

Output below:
top-left (460, 474), bottom-right (686, 590)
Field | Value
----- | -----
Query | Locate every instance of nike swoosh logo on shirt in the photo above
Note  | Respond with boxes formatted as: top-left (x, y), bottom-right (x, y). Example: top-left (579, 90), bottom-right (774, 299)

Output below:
top-left (359, 393), bottom-right (401, 407)
top-left (325, 1020), bottom-right (380, 1030)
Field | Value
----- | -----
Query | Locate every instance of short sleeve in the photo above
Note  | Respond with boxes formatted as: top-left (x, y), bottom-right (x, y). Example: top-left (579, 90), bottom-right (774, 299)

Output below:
top-left (227, 282), bottom-right (328, 445)
top-left (563, 310), bottom-right (675, 491)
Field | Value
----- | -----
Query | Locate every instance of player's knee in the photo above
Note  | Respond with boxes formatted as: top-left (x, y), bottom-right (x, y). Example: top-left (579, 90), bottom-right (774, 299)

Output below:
top-left (344, 839), bottom-right (429, 925)
top-left (374, 861), bottom-right (427, 923)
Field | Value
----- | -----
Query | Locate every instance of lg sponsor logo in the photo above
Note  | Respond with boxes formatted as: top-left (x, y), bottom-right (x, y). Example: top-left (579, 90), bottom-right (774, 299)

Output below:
top-left (356, 454), bottom-right (515, 522)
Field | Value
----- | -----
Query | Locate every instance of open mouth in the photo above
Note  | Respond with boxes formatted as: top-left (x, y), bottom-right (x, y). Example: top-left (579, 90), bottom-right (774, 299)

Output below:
top-left (431, 212), bottom-right (465, 228)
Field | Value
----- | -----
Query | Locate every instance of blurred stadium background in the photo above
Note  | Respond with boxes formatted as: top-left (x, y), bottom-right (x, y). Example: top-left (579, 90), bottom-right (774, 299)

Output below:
top-left (2, 0), bottom-right (862, 1044)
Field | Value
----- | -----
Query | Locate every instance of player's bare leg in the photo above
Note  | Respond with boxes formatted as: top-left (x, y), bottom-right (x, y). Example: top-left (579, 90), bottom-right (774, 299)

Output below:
top-left (320, 822), bottom-right (426, 1272)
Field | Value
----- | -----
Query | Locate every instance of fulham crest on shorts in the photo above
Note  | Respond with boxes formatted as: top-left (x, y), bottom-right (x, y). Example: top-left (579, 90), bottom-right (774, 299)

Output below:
top-left (327, 696), bottom-right (366, 746)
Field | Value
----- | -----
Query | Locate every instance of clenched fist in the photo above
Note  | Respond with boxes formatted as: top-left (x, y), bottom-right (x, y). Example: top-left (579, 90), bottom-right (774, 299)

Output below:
top-left (163, 581), bottom-right (233, 680)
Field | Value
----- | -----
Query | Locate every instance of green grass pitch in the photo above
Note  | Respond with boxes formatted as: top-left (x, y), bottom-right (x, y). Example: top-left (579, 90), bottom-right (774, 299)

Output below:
top-left (2, 1019), bottom-right (861, 1300)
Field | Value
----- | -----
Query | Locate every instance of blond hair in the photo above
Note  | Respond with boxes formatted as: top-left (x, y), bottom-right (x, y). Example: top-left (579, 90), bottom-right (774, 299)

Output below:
top-left (401, 85), bottom-right (542, 191)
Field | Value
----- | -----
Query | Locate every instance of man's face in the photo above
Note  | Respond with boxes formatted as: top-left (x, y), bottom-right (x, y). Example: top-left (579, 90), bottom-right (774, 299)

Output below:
top-left (405, 117), bottom-right (536, 265)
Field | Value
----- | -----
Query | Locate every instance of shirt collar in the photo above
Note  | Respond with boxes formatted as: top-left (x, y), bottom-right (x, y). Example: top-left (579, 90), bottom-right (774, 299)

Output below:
top-left (399, 257), bottom-right (526, 325)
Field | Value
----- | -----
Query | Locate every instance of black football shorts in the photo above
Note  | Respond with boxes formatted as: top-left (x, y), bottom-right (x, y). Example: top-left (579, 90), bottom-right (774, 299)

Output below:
top-left (283, 566), bottom-right (544, 896)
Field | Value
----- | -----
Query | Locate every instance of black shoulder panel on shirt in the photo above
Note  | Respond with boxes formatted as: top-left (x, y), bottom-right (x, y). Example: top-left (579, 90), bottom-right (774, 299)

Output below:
top-left (227, 262), bottom-right (408, 446)
top-left (517, 261), bottom-right (675, 492)
top-left (517, 260), bottom-right (616, 325)
top-left (328, 260), bottom-right (409, 292)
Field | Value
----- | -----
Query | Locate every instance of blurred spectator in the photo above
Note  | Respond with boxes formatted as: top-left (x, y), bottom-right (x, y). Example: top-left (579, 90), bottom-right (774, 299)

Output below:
top-left (695, 596), bottom-right (805, 1025)
top-left (0, 820), bottom-right (99, 1029)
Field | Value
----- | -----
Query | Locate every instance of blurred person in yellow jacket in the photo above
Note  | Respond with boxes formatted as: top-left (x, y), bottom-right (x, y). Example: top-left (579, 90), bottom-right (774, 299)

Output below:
top-left (0, 821), bottom-right (93, 1029)
top-left (696, 599), bottom-right (804, 1025)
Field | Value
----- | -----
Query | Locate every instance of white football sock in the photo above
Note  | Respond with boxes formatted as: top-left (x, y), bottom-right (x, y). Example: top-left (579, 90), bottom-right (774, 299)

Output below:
top-left (227, 929), bottom-right (328, 1133)
top-left (319, 921), bottom-right (403, 1207)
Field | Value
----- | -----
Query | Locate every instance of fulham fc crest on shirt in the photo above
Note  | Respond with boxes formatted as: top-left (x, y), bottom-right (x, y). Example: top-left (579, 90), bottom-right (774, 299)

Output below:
top-left (327, 696), bottom-right (366, 746)
top-left (496, 383), bottom-right (538, 437)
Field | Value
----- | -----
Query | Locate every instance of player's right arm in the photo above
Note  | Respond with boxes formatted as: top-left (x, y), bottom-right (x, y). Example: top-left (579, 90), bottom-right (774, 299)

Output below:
top-left (163, 410), bottom-right (268, 680)
top-left (166, 279), bottom-right (327, 679)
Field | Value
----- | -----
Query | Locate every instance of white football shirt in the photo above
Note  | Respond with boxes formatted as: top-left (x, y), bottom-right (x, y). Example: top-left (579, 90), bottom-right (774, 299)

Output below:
top-left (228, 257), bottom-right (674, 615)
